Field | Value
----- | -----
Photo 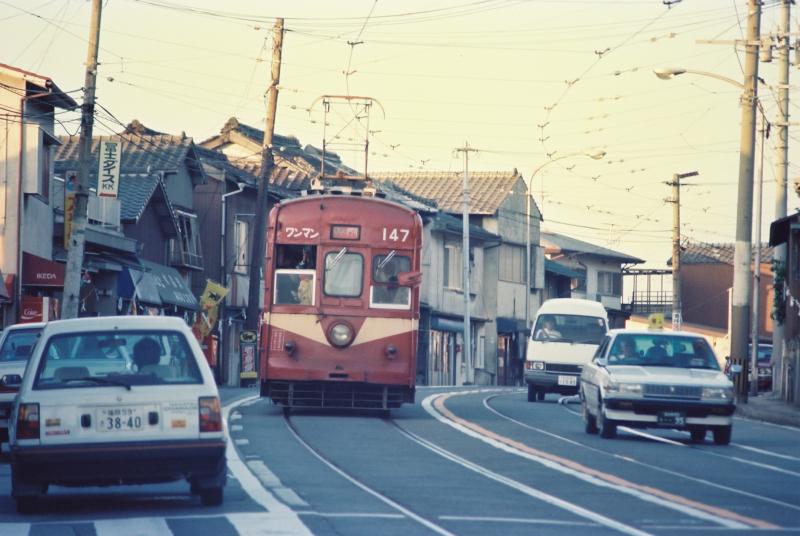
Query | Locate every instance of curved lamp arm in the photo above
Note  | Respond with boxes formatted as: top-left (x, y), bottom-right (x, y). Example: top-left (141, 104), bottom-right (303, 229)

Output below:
top-left (653, 68), bottom-right (744, 90)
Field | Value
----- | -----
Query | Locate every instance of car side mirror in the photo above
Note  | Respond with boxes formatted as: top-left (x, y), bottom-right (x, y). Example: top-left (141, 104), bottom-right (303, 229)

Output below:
top-left (595, 357), bottom-right (608, 367)
top-left (396, 271), bottom-right (422, 288)
top-left (0, 374), bottom-right (22, 388)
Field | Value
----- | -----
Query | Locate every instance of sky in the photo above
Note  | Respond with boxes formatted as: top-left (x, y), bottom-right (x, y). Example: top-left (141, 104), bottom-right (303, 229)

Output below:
top-left (3, 0), bottom-right (799, 269)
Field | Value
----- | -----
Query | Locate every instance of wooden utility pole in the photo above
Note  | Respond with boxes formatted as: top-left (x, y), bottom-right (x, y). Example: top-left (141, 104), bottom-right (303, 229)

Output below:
top-left (245, 18), bottom-right (284, 334)
top-left (666, 171), bottom-right (698, 331)
top-left (455, 143), bottom-right (479, 386)
top-left (62, 0), bottom-right (102, 319)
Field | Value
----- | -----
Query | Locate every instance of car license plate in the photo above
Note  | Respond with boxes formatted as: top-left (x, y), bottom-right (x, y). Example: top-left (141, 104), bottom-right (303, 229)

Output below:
top-left (97, 406), bottom-right (145, 432)
top-left (657, 411), bottom-right (686, 426)
top-left (557, 375), bottom-right (577, 387)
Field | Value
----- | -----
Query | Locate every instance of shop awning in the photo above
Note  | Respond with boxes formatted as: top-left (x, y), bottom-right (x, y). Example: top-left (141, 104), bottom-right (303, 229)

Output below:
top-left (431, 316), bottom-right (464, 333)
top-left (118, 267), bottom-right (163, 307)
top-left (544, 259), bottom-right (582, 279)
top-left (139, 260), bottom-right (199, 310)
top-left (22, 252), bottom-right (65, 287)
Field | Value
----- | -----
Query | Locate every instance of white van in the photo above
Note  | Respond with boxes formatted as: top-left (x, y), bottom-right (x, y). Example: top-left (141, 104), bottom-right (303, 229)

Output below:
top-left (524, 298), bottom-right (608, 402)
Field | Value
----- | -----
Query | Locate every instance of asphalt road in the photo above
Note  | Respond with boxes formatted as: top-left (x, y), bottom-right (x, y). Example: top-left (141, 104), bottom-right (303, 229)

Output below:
top-left (0, 386), bottom-right (797, 535)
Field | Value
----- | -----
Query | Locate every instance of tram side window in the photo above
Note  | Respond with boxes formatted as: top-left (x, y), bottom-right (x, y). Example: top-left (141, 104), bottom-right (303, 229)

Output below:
top-left (274, 271), bottom-right (315, 306)
top-left (371, 253), bottom-right (411, 309)
top-left (276, 244), bottom-right (316, 270)
top-left (324, 249), bottom-right (363, 297)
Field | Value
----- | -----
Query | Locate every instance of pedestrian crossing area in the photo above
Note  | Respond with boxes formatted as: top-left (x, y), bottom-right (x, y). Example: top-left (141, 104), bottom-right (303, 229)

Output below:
top-left (0, 511), bottom-right (312, 535)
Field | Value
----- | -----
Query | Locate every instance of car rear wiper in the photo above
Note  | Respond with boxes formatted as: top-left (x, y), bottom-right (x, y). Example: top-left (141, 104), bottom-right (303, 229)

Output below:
top-left (62, 376), bottom-right (132, 391)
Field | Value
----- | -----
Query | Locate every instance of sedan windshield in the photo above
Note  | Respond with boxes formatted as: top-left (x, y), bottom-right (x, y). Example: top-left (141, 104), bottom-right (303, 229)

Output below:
top-left (607, 334), bottom-right (720, 369)
top-left (33, 330), bottom-right (203, 390)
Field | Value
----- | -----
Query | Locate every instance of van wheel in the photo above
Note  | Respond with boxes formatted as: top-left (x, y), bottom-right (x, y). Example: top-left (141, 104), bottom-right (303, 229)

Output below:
top-left (598, 403), bottom-right (617, 439)
top-left (527, 385), bottom-right (537, 402)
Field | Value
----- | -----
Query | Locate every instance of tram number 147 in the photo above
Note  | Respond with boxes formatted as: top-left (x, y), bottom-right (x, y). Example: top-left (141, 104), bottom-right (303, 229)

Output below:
top-left (382, 228), bottom-right (410, 242)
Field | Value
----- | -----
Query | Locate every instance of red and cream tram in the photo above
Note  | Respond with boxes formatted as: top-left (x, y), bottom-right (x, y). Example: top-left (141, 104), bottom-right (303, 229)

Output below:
top-left (259, 193), bottom-right (422, 410)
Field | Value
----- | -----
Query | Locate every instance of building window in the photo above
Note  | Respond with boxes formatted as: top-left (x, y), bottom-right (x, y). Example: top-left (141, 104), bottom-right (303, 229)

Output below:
top-left (234, 219), bottom-right (249, 274)
top-left (444, 242), bottom-right (462, 289)
top-left (170, 210), bottom-right (203, 269)
top-left (499, 244), bottom-right (525, 283)
top-left (597, 271), bottom-right (622, 296)
top-left (572, 269), bottom-right (587, 292)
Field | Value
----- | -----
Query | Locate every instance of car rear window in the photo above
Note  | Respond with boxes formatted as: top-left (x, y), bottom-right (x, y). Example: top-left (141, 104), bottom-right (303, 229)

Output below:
top-left (33, 330), bottom-right (204, 390)
top-left (0, 329), bottom-right (40, 362)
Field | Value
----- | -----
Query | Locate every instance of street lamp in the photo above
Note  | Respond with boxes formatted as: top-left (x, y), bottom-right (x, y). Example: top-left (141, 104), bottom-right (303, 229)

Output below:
top-left (654, 59), bottom-right (761, 402)
top-left (524, 149), bottom-right (606, 340)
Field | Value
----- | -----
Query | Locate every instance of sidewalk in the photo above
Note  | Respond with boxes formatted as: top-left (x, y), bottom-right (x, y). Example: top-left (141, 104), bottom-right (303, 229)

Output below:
top-left (735, 392), bottom-right (800, 428)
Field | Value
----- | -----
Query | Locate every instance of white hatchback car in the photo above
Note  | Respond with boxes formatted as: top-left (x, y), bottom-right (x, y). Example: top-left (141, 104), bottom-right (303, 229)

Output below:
top-left (580, 328), bottom-right (735, 445)
top-left (9, 316), bottom-right (227, 513)
top-left (0, 323), bottom-right (45, 445)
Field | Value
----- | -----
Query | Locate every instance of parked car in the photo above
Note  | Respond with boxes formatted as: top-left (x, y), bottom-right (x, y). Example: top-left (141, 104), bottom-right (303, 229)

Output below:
top-left (0, 322), bottom-right (45, 445)
top-left (723, 343), bottom-right (773, 391)
top-left (580, 328), bottom-right (735, 445)
top-left (9, 316), bottom-right (226, 513)
top-left (524, 298), bottom-right (608, 402)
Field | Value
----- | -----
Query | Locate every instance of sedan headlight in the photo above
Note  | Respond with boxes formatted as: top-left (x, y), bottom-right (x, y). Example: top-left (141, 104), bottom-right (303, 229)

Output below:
top-left (604, 381), bottom-right (643, 395)
top-left (702, 386), bottom-right (734, 400)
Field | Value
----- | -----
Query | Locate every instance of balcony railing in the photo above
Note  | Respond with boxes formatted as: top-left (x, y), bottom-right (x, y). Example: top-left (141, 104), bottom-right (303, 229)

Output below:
top-left (168, 240), bottom-right (203, 270)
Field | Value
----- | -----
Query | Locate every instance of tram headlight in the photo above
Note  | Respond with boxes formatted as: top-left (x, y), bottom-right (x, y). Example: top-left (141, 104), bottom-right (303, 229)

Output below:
top-left (328, 322), bottom-right (354, 348)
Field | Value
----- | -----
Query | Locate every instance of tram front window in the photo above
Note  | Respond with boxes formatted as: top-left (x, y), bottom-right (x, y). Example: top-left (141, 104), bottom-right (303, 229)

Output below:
top-left (324, 249), bottom-right (363, 297)
top-left (371, 253), bottom-right (411, 309)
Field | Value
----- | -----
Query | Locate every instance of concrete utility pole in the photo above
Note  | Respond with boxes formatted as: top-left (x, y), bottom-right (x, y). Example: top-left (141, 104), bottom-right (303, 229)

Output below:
top-left (771, 0), bottom-right (791, 395)
top-left (455, 143), bottom-right (478, 385)
top-left (751, 113), bottom-right (768, 397)
top-left (62, 0), bottom-right (102, 319)
top-left (730, 0), bottom-right (762, 402)
top-left (667, 171), bottom-right (698, 331)
top-left (245, 18), bottom-right (284, 334)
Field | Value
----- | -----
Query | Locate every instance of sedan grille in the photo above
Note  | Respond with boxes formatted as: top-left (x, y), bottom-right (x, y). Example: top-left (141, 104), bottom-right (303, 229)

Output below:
top-left (643, 384), bottom-right (701, 399)
top-left (545, 364), bottom-right (582, 374)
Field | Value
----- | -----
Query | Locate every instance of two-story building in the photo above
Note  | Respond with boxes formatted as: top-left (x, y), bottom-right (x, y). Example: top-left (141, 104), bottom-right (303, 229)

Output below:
top-left (0, 63), bottom-right (77, 326)
top-left (541, 231), bottom-right (644, 328)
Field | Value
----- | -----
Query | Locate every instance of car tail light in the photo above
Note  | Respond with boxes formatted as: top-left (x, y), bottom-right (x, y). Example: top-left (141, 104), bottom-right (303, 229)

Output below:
top-left (16, 403), bottom-right (40, 440)
top-left (199, 396), bottom-right (222, 433)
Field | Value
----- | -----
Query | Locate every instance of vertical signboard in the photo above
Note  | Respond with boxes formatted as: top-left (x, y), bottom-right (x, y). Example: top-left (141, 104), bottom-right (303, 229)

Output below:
top-left (64, 171), bottom-right (77, 249)
top-left (239, 329), bottom-right (258, 380)
top-left (98, 140), bottom-right (121, 198)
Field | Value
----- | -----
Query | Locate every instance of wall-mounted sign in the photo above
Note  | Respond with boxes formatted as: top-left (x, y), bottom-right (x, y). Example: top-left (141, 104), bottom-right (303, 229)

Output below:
top-left (98, 140), bottom-right (121, 198)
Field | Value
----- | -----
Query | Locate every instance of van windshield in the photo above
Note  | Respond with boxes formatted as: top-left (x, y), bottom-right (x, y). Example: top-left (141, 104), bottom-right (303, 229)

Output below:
top-left (532, 314), bottom-right (606, 344)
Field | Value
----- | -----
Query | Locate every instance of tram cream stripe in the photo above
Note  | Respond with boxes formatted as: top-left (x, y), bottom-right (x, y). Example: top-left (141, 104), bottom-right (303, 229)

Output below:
top-left (428, 392), bottom-right (778, 530)
top-left (94, 517), bottom-right (171, 536)
top-left (268, 314), bottom-right (415, 347)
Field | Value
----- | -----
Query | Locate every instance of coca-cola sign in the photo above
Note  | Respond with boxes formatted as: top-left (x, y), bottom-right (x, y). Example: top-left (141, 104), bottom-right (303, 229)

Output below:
top-left (19, 296), bottom-right (58, 323)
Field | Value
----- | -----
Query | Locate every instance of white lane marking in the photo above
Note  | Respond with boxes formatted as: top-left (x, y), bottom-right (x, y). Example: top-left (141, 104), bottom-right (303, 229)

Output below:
top-left (732, 443), bottom-right (800, 462)
top-left (273, 487), bottom-right (310, 507)
top-left (230, 424), bottom-right (244, 432)
top-left (0, 524), bottom-right (29, 536)
top-left (234, 438), bottom-right (250, 446)
top-left (247, 460), bottom-right (282, 487)
top-left (426, 393), bottom-right (751, 531)
top-left (230, 412), bottom-right (242, 421)
top-left (726, 456), bottom-right (800, 477)
top-left (284, 416), bottom-right (455, 536)
top-left (735, 415), bottom-right (800, 432)
top-left (296, 512), bottom-right (405, 519)
top-left (619, 427), bottom-right (686, 446)
top-left (226, 512), bottom-right (316, 535)
top-left (396, 416), bottom-right (652, 536)
top-left (438, 515), bottom-right (597, 526)
top-left (223, 395), bottom-right (313, 536)
top-left (536, 402), bottom-right (800, 512)
top-left (95, 517), bottom-right (171, 536)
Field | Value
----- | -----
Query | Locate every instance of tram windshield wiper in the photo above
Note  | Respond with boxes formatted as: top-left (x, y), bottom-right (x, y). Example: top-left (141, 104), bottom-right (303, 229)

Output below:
top-left (326, 247), bottom-right (348, 271)
top-left (377, 250), bottom-right (396, 270)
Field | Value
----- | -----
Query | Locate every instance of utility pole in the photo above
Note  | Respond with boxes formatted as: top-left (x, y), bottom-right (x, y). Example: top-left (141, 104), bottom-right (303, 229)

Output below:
top-left (455, 143), bottom-right (478, 386)
top-left (771, 0), bottom-right (790, 395)
top-left (667, 171), bottom-right (698, 331)
top-left (730, 0), bottom-right (761, 403)
top-left (751, 113), bottom-right (768, 397)
top-left (62, 0), bottom-right (102, 319)
top-left (245, 19), bottom-right (284, 344)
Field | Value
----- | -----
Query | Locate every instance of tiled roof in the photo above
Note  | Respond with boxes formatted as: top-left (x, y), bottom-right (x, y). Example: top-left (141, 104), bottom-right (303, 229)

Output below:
top-left (54, 131), bottom-right (205, 187)
top-left (199, 117), bottom-right (356, 177)
top-left (676, 242), bottom-right (774, 265)
top-left (431, 212), bottom-right (500, 243)
top-left (541, 231), bottom-right (644, 264)
top-left (117, 173), bottom-right (179, 237)
top-left (369, 170), bottom-right (522, 215)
